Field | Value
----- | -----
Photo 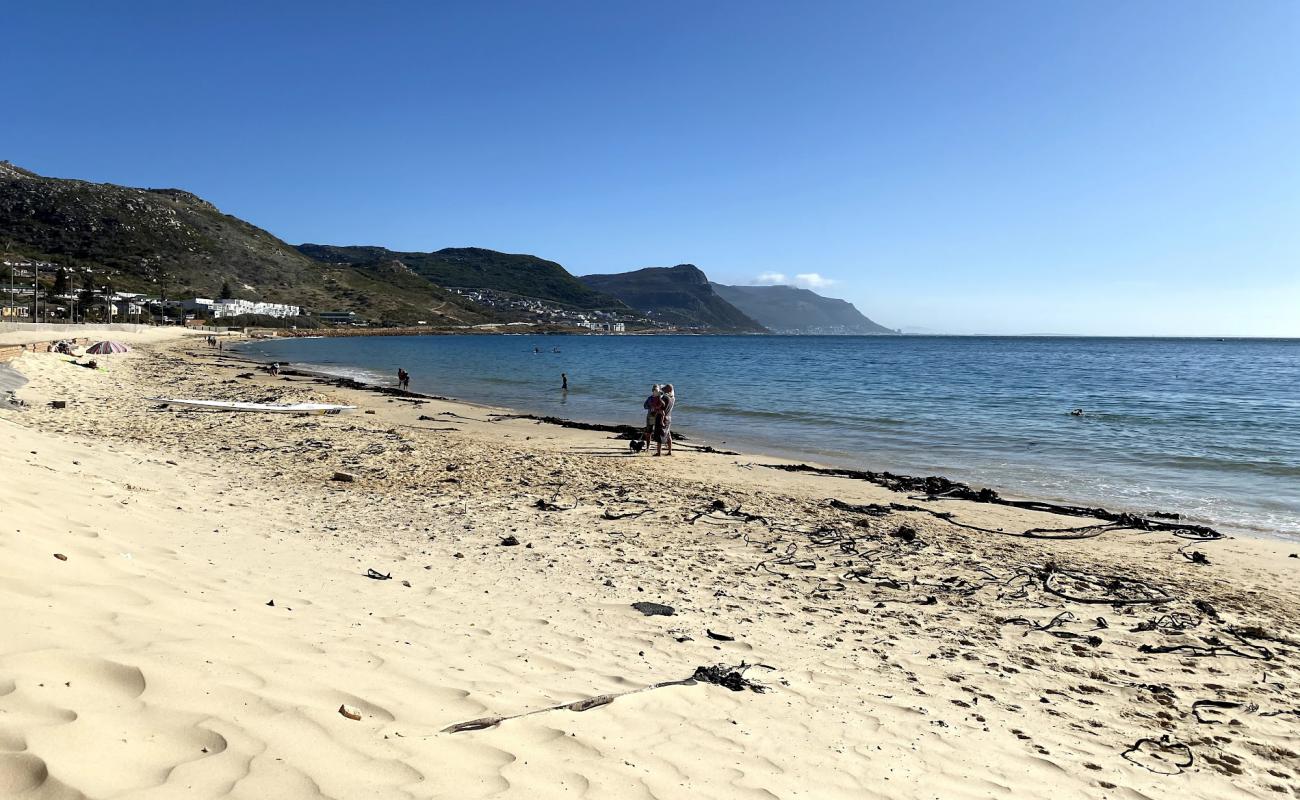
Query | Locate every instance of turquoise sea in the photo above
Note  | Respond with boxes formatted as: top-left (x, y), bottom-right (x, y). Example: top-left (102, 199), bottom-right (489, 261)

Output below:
top-left (239, 335), bottom-right (1300, 540)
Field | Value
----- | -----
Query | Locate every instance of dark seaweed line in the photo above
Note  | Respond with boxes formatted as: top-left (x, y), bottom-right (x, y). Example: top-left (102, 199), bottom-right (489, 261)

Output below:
top-left (764, 462), bottom-right (1226, 540)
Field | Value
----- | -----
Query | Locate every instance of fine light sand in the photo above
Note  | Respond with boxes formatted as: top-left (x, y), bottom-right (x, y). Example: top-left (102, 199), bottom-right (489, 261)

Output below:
top-left (1, 341), bottom-right (1297, 799)
top-left (0, 325), bottom-right (208, 349)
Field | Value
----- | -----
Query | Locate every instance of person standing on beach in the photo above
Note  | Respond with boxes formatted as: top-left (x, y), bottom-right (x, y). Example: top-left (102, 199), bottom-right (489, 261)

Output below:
top-left (655, 384), bottom-right (675, 456)
top-left (397, 368), bottom-right (410, 391)
top-left (641, 385), bottom-right (662, 453)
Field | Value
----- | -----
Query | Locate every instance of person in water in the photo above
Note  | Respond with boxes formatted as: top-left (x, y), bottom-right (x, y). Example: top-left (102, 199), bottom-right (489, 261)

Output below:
top-left (654, 384), bottom-right (675, 456)
top-left (561, 372), bottom-right (568, 390)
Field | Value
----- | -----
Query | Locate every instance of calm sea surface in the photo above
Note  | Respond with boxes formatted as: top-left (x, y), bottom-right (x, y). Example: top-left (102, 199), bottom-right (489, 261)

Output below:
top-left (238, 335), bottom-right (1300, 540)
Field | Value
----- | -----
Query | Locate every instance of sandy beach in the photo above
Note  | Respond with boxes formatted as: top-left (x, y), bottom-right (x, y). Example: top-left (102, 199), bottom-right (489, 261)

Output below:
top-left (1, 335), bottom-right (1297, 799)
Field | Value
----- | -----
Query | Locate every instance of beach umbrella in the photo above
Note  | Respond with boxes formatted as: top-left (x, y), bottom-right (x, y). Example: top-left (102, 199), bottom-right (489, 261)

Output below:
top-left (85, 341), bottom-right (130, 355)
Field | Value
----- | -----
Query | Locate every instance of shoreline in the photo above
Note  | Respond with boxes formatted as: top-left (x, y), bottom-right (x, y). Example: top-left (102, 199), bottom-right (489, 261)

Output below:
top-left (2, 338), bottom-right (1298, 799)
top-left (232, 343), bottom-right (1276, 542)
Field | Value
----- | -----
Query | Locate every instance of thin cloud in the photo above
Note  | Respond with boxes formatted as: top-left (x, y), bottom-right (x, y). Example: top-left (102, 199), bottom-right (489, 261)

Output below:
top-left (750, 271), bottom-right (787, 285)
top-left (794, 273), bottom-right (834, 289)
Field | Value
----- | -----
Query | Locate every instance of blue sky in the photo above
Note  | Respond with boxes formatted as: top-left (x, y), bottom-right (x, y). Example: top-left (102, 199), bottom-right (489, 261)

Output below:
top-left (4, 1), bottom-right (1298, 335)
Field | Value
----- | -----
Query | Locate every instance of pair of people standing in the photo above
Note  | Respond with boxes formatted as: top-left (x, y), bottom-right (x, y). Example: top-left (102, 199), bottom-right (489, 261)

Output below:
top-left (641, 384), bottom-right (675, 456)
top-left (397, 368), bottom-right (410, 391)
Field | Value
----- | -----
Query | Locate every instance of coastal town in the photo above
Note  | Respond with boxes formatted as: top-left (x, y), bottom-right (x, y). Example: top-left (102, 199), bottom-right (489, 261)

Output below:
top-left (2, 256), bottom-right (642, 332)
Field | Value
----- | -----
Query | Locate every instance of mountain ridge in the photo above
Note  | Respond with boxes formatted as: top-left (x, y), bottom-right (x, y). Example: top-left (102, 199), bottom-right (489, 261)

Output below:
top-left (579, 264), bottom-right (767, 332)
top-left (711, 283), bottom-right (894, 334)
top-left (0, 162), bottom-right (490, 326)
top-left (2, 162), bottom-right (886, 334)
top-left (297, 243), bottom-right (623, 311)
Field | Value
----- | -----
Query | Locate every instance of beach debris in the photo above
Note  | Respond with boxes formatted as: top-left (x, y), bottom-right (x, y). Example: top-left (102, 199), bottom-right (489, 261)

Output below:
top-left (338, 704), bottom-right (363, 721)
top-left (890, 525), bottom-right (918, 543)
top-left (691, 662), bottom-right (770, 693)
top-left (1193, 599), bottom-right (1220, 619)
top-left (401, 580), bottom-right (411, 587)
top-left (752, 541), bottom-right (819, 578)
top-left (49, 400), bottom-right (67, 409)
top-left (773, 463), bottom-right (1227, 541)
top-left (1138, 638), bottom-right (1273, 661)
top-left (364, 409), bottom-right (376, 415)
top-left (567, 695), bottom-right (615, 712)
top-left (999, 612), bottom-right (1103, 647)
top-left (442, 716), bottom-right (503, 733)
top-left (331, 471), bottom-right (355, 483)
top-left (1229, 625), bottom-right (1300, 648)
top-left (266, 599), bottom-right (275, 607)
top-left (365, 569), bottom-right (392, 580)
top-left (603, 505), bottom-right (651, 520)
top-left (689, 444), bottom-right (741, 455)
top-left (632, 601), bottom-right (675, 616)
top-left (499, 535), bottom-right (520, 546)
top-left (1192, 699), bottom-right (1259, 724)
top-left (53, 553), bottom-right (68, 561)
top-left (489, 412), bottom-right (687, 440)
top-left (1121, 735), bottom-right (1194, 775)
top-left (534, 497), bottom-right (577, 511)
top-left (688, 500), bottom-right (769, 526)
top-left (1037, 562), bottom-right (1172, 605)
top-left (828, 499), bottom-right (893, 516)
top-left (706, 629), bottom-right (735, 642)
top-left (442, 662), bottom-right (773, 736)
top-left (1131, 613), bottom-right (1200, 633)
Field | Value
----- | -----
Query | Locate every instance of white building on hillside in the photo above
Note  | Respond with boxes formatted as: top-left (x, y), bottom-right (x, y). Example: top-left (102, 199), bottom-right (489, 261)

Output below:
top-left (183, 298), bottom-right (301, 319)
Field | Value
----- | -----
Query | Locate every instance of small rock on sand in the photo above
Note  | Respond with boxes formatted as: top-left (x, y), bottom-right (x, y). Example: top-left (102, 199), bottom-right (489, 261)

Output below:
top-left (632, 601), bottom-right (675, 617)
top-left (338, 704), bottom-right (362, 721)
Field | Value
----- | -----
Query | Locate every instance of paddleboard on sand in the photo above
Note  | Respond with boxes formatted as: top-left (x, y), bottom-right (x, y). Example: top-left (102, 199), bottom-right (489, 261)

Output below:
top-left (149, 398), bottom-right (356, 414)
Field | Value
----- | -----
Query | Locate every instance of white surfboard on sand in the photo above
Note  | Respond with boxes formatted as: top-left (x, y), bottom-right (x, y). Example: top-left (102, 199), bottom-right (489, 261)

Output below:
top-left (148, 398), bottom-right (356, 414)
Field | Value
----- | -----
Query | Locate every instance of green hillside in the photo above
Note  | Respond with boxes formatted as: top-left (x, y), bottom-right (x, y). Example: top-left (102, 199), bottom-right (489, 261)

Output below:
top-left (0, 161), bottom-right (490, 326)
top-left (298, 244), bottom-right (622, 310)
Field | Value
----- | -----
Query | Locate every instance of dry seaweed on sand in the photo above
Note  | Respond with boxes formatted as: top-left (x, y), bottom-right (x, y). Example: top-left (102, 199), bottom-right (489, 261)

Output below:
top-left (1121, 735), bottom-right (1194, 775)
top-left (769, 462), bottom-right (1227, 541)
top-left (440, 663), bottom-right (772, 735)
top-left (691, 662), bottom-right (771, 693)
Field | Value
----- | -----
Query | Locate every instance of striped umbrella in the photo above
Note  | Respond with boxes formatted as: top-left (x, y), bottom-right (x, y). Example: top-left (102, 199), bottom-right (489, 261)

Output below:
top-left (85, 341), bottom-right (131, 355)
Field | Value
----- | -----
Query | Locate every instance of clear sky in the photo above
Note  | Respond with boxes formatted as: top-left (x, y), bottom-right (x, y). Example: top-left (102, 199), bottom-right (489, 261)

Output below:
top-left (4, 1), bottom-right (1298, 336)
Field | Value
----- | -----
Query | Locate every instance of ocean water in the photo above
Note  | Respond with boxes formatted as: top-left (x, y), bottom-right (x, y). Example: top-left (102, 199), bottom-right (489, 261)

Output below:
top-left (238, 334), bottom-right (1300, 540)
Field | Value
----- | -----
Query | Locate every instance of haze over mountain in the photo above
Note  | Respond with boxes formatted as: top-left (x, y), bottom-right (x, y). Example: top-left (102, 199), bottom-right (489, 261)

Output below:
top-left (711, 283), bottom-right (894, 335)
top-left (579, 265), bottom-right (766, 332)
